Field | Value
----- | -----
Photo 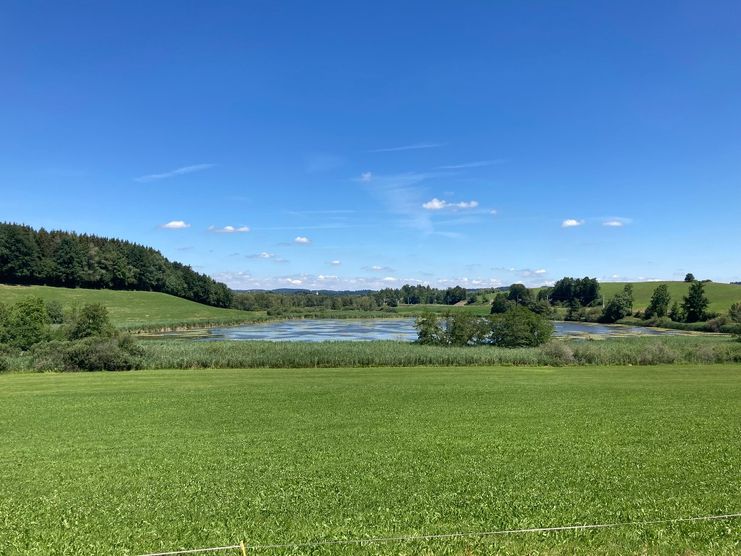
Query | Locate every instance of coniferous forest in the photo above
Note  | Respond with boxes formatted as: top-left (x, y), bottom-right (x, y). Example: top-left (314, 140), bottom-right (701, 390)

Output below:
top-left (0, 223), bottom-right (232, 307)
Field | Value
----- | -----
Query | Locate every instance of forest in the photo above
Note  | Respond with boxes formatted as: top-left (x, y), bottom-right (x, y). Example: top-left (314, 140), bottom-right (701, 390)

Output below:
top-left (0, 223), bottom-right (232, 307)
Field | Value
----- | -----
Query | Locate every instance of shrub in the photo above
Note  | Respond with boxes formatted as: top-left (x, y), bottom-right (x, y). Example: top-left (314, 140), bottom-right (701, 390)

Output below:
top-left (729, 302), bottom-right (741, 323)
top-left (0, 357), bottom-right (8, 372)
top-left (540, 341), bottom-right (575, 366)
top-left (30, 335), bottom-right (143, 372)
top-left (490, 306), bottom-right (553, 347)
top-left (7, 296), bottom-right (51, 350)
top-left (637, 342), bottom-right (678, 365)
top-left (46, 300), bottom-right (65, 324)
top-left (66, 303), bottom-right (115, 340)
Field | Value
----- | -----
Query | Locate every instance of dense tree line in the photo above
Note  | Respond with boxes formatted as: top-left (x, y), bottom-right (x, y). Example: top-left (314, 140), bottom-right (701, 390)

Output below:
top-left (0, 223), bottom-right (232, 307)
top-left (233, 284), bottom-right (478, 312)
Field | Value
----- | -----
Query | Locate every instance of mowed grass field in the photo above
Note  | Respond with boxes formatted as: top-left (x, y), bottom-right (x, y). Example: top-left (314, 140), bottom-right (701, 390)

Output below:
top-left (0, 366), bottom-right (739, 555)
top-left (0, 284), bottom-right (256, 330)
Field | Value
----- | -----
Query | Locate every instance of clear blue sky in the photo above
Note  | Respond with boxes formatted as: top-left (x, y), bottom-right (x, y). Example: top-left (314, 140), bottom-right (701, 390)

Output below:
top-left (2, 1), bottom-right (740, 290)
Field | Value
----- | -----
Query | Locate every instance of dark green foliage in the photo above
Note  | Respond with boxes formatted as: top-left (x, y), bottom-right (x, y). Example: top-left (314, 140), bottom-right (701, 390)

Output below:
top-left (683, 281), bottom-right (710, 323)
top-left (645, 284), bottom-right (671, 318)
top-left (6, 296), bottom-right (50, 350)
top-left (507, 283), bottom-right (531, 304)
top-left (45, 300), bottom-right (65, 324)
top-left (31, 335), bottom-right (143, 372)
top-left (489, 293), bottom-right (512, 314)
top-left (0, 223), bottom-right (232, 308)
top-left (669, 301), bottom-right (684, 322)
top-left (0, 357), bottom-right (7, 372)
top-left (600, 285), bottom-right (634, 323)
top-left (417, 306), bottom-right (552, 348)
top-left (550, 277), bottom-right (600, 306)
top-left (442, 286), bottom-right (467, 305)
top-left (684, 273), bottom-right (696, 282)
top-left (414, 314), bottom-right (445, 345)
top-left (727, 302), bottom-right (741, 323)
top-left (66, 303), bottom-right (115, 340)
top-left (489, 305), bottom-right (553, 347)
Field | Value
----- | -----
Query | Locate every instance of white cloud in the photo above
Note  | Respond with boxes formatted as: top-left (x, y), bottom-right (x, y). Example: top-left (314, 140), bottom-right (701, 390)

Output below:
top-left (135, 163), bottom-right (214, 183)
top-left (209, 225), bottom-right (251, 233)
top-left (422, 198), bottom-right (447, 210)
top-left (285, 279), bottom-right (303, 286)
top-left (490, 209), bottom-right (498, 216)
top-left (535, 269), bottom-right (547, 274)
top-left (561, 219), bottom-right (584, 228)
top-left (360, 171), bottom-right (373, 182)
top-left (329, 260), bottom-right (341, 266)
top-left (422, 198), bottom-right (479, 211)
top-left (160, 220), bottom-right (191, 230)
top-left (603, 217), bottom-right (631, 227)
top-left (294, 236), bottom-right (311, 244)
top-left (368, 142), bottom-right (444, 153)
top-left (382, 276), bottom-right (398, 282)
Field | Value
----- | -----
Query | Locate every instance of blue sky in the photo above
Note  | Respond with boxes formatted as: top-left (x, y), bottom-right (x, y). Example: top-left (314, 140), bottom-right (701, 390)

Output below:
top-left (2, 1), bottom-right (740, 290)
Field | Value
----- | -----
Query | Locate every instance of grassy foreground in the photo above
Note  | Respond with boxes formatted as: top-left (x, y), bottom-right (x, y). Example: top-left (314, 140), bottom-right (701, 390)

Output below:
top-left (0, 365), bottom-right (739, 555)
top-left (0, 284), bottom-right (256, 331)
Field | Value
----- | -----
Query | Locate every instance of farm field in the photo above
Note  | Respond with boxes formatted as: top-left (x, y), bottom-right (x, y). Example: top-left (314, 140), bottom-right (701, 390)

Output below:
top-left (0, 284), bottom-right (256, 331)
top-left (0, 365), bottom-right (739, 555)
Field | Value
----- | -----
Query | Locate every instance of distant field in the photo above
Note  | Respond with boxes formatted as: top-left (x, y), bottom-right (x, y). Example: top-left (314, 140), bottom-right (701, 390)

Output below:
top-left (0, 365), bottom-right (738, 555)
top-left (599, 281), bottom-right (741, 313)
top-left (0, 284), bottom-right (257, 330)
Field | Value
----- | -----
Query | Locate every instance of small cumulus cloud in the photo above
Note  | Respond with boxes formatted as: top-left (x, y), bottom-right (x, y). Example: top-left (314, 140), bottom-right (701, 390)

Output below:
top-left (422, 198), bottom-right (479, 211)
top-left (136, 164), bottom-right (214, 183)
top-left (209, 225), bottom-right (251, 233)
top-left (329, 260), bottom-right (342, 266)
top-left (561, 219), bottom-right (584, 228)
top-left (360, 171), bottom-right (373, 182)
top-left (603, 217), bottom-right (631, 227)
top-left (294, 236), bottom-right (311, 244)
top-left (160, 220), bottom-right (191, 230)
top-left (364, 265), bottom-right (395, 272)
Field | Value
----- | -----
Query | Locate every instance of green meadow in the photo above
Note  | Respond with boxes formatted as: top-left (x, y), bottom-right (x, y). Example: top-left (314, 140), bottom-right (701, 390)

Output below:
top-left (0, 284), bottom-right (256, 331)
top-left (598, 281), bottom-right (741, 313)
top-left (1, 365), bottom-right (739, 555)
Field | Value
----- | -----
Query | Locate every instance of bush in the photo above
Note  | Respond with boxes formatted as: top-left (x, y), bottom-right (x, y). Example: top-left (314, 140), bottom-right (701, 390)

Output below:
top-left (729, 302), bottom-right (741, 323)
top-left (31, 335), bottom-right (143, 372)
top-left (0, 357), bottom-right (8, 372)
top-left (46, 300), bottom-right (65, 324)
top-left (66, 303), bottom-right (115, 340)
top-left (490, 306), bottom-right (553, 347)
top-left (7, 296), bottom-right (51, 350)
top-left (541, 341), bottom-right (575, 366)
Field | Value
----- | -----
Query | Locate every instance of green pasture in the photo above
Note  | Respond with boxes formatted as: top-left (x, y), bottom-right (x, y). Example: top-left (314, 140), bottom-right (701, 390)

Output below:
top-left (598, 281), bottom-right (740, 313)
top-left (0, 284), bottom-right (256, 330)
top-left (0, 365), bottom-right (738, 555)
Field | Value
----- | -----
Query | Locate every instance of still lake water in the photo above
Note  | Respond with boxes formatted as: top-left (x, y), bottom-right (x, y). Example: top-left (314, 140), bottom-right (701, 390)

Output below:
top-left (206, 318), bottom-right (676, 342)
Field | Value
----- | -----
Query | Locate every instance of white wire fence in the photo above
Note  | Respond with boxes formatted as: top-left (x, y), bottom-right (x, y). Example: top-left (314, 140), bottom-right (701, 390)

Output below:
top-left (136, 512), bottom-right (741, 555)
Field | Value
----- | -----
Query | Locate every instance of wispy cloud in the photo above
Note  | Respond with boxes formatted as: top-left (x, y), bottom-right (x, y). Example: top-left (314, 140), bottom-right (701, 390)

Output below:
top-left (364, 265), bottom-right (395, 272)
top-left (561, 219), bottom-right (584, 228)
top-left (209, 225), bottom-right (250, 233)
top-left (135, 164), bottom-right (215, 183)
top-left (422, 198), bottom-right (479, 211)
top-left (602, 217), bottom-right (632, 227)
top-left (294, 236), bottom-right (311, 244)
top-left (160, 220), bottom-right (191, 230)
top-left (247, 252), bottom-right (288, 263)
top-left (367, 142), bottom-right (445, 153)
top-left (329, 260), bottom-right (342, 266)
top-left (436, 160), bottom-right (504, 170)
top-left (360, 171), bottom-right (373, 182)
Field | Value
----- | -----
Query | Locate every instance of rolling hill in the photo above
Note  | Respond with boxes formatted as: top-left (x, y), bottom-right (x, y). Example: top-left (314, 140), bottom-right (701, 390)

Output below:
top-left (0, 284), bottom-right (256, 330)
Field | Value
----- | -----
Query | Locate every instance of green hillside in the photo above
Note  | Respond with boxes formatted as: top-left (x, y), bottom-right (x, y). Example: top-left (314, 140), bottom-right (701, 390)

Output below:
top-left (0, 284), bottom-right (257, 330)
top-left (598, 281), bottom-right (741, 313)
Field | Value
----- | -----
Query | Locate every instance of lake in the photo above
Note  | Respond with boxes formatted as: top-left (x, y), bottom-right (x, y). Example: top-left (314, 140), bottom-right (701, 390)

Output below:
top-left (205, 318), bottom-right (677, 342)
